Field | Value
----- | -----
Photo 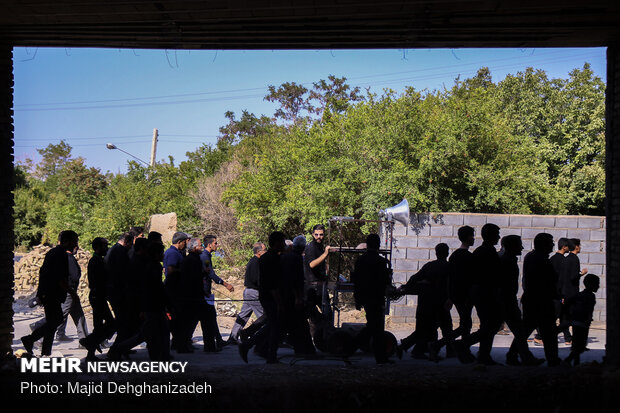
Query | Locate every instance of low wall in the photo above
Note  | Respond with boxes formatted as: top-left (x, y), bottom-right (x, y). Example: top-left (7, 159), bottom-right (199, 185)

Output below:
top-left (388, 213), bottom-right (606, 323)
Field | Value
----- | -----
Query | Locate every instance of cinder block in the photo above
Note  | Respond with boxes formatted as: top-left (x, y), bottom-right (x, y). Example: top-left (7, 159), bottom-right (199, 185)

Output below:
top-left (501, 227), bottom-right (522, 237)
top-left (389, 315), bottom-right (406, 323)
top-left (406, 295), bottom-right (418, 306)
top-left (393, 259), bottom-right (419, 271)
top-left (555, 217), bottom-right (579, 228)
top-left (594, 301), bottom-right (606, 311)
top-left (522, 228), bottom-right (542, 240)
top-left (486, 215), bottom-right (510, 227)
top-left (395, 237), bottom-right (417, 248)
top-left (567, 229), bottom-right (591, 240)
top-left (463, 214), bottom-right (487, 226)
top-left (404, 317), bottom-right (417, 324)
top-left (509, 215), bottom-right (533, 227)
top-left (544, 228), bottom-right (568, 240)
top-left (416, 213), bottom-right (433, 225)
top-left (430, 225), bottom-right (454, 237)
top-left (532, 216), bottom-right (556, 227)
top-left (592, 310), bottom-right (601, 322)
top-left (392, 272), bottom-right (408, 284)
top-left (440, 237), bottom-right (462, 248)
top-left (590, 229), bottom-right (606, 241)
top-left (409, 224), bottom-right (430, 236)
top-left (407, 249), bottom-right (430, 260)
top-left (392, 247), bottom-right (407, 259)
top-left (436, 214), bottom-right (464, 226)
top-left (578, 217), bottom-right (603, 229)
top-left (581, 241), bottom-right (602, 253)
top-left (417, 237), bottom-right (441, 248)
top-left (394, 306), bottom-right (416, 317)
top-left (521, 239), bottom-right (533, 251)
top-left (588, 253), bottom-right (605, 264)
top-left (586, 264), bottom-right (603, 275)
top-left (392, 223), bottom-right (408, 236)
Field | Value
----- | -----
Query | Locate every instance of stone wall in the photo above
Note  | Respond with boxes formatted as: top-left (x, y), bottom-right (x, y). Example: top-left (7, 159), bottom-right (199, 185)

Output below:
top-left (388, 212), bottom-right (607, 323)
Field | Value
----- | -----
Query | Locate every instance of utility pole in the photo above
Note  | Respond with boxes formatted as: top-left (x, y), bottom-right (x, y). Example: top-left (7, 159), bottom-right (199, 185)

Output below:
top-left (150, 128), bottom-right (158, 167)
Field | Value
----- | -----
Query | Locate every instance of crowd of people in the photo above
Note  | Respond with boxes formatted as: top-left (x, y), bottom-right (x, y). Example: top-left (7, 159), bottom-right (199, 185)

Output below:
top-left (396, 224), bottom-right (599, 367)
top-left (19, 222), bottom-right (599, 367)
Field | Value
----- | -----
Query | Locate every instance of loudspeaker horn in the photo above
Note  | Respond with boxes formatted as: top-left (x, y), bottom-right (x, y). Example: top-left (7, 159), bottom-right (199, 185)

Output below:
top-left (379, 199), bottom-right (410, 227)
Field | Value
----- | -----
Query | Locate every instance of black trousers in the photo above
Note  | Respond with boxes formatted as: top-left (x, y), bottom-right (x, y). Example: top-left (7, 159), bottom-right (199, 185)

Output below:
top-left (30, 298), bottom-right (64, 355)
top-left (503, 297), bottom-right (536, 361)
top-left (364, 302), bottom-right (387, 363)
top-left (245, 300), bottom-right (280, 362)
top-left (565, 325), bottom-right (588, 365)
top-left (522, 299), bottom-right (560, 366)
top-left (82, 297), bottom-right (115, 351)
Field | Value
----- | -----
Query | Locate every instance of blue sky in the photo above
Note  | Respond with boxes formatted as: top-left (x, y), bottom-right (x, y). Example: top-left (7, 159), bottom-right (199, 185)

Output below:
top-left (12, 47), bottom-right (606, 174)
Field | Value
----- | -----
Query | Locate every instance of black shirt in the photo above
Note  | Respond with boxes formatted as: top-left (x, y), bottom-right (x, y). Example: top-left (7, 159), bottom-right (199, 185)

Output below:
top-left (407, 259), bottom-right (449, 310)
top-left (141, 261), bottom-right (167, 312)
top-left (37, 245), bottom-right (70, 302)
top-left (181, 251), bottom-right (207, 302)
top-left (448, 248), bottom-right (474, 303)
top-left (522, 250), bottom-right (559, 303)
top-left (244, 256), bottom-right (261, 290)
top-left (105, 242), bottom-right (130, 301)
top-left (259, 249), bottom-right (282, 304)
top-left (87, 253), bottom-right (107, 301)
top-left (472, 243), bottom-right (501, 290)
top-left (549, 252), bottom-right (565, 296)
top-left (560, 253), bottom-right (582, 298)
top-left (352, 250), bottom-right (391, 306)
top-left (565, 289), bottom-right (595, 327)
top-left (303, 240), bottom-right (326, 283)
top-left (498, 253), bottom-right (520, 300)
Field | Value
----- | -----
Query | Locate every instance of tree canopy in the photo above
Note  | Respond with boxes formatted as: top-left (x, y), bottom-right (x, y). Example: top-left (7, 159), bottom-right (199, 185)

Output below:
top-left (13, 67), bottom-right (605, 260)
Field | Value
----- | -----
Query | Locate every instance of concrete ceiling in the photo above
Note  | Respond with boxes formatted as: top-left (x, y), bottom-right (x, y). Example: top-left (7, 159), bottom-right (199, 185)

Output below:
top-left (0, 1), bottom-right (619, 49)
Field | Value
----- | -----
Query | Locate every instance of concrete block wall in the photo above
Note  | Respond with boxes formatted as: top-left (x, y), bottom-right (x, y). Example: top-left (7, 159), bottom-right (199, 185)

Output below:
top-left (388, 212), bottom-right (606, 324)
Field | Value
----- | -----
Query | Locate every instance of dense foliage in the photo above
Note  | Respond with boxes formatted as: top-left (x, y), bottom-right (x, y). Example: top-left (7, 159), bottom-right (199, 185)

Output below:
top-left (13, 65), bottom-right (605, 260)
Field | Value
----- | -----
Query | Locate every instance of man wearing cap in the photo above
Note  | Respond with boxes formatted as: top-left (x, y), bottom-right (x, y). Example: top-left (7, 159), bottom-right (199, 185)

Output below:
top-left (164, 231), bottom-right (190, 351)
top-left (227, 242), bottom-right (267, 344)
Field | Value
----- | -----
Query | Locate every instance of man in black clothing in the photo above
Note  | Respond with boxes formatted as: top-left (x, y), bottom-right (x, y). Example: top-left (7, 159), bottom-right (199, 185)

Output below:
top-left (280, 235), bottom-right (315, 354)
top-left (399, 243), bottom-right (450, 361)
top-left (228, 242), bottom-right (266, 344)
top-left (239, 231), bottom-right (287, 364)
top-left (80, 237), bottom-right (115, 360)
top-left (560, 238), bottom-right (588, 344)
top-left (181, 238), bottom-right (218, 352)
top-left (139, 241), bottom-right (170, 361)
top-left (21, 230), bottom-right (79, 356)
top-left (550, 237), bottom-right (570, 343)
top-left (352, 233), bottom-right (392, 364)
top-left (461, 223), bottom-right (503, 365)
top-left (445, 225), bottom-right (476, 362)
top-left (500, 235), bottom-right (545, 366)
top-left (522, 233), bottom-right (561, 366)
top-left (105, 232), bottom-right (134, 356)
top-left (303, 224), bottom-right (331, 312)
top-left (201, 235), bottom-right (235, 349)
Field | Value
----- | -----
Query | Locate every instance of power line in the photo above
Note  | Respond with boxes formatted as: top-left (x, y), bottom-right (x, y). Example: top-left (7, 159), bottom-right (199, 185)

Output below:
top-left (13, 50), bottom-right (602, 112)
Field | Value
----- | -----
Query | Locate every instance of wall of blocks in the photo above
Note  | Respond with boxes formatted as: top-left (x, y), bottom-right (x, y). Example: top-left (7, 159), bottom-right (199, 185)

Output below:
top-left (388, 212), bottom-right (606, 324)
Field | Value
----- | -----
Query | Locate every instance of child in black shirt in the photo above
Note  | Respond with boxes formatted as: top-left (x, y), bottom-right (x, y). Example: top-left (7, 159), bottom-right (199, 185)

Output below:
top-left (564, 274), bottom-right (600, 366)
